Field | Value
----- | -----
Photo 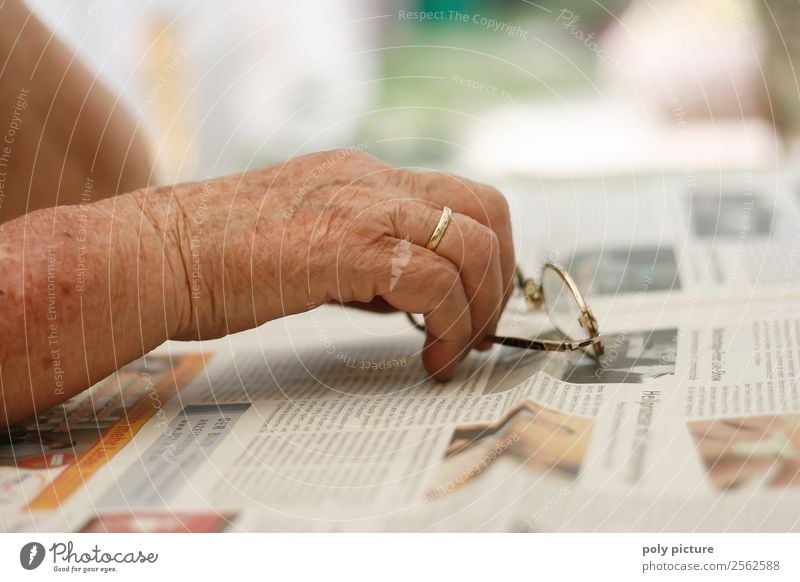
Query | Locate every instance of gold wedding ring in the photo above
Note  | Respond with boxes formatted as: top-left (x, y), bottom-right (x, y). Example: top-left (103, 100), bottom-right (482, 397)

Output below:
top-left (425, 206), bottom-right (453, 251)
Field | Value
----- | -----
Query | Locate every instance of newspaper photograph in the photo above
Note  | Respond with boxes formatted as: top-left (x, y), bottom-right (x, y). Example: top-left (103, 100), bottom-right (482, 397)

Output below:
top-left (2, 293), bottom-right (799, 533)
top-left (2, 175), bottom-right (800, 534)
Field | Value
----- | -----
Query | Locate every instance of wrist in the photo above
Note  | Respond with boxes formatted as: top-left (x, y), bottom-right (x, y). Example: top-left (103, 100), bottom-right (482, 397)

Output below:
top-left (122, 187), bottom-right (193, 340)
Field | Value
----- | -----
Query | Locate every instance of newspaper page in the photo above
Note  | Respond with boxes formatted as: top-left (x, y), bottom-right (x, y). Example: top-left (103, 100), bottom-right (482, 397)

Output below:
top-left (3, 172), bottom-right (800, 532)
top-left (3, 302), bottom-right (797, 533)
top-left (507, 172), bottom-right (800, 306)
top-left (0, 354), bottom-right (208, 531)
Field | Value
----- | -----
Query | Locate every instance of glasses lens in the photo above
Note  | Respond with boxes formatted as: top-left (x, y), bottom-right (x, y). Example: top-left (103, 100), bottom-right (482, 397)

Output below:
top-left (540, 264), bottom-right (591, 341)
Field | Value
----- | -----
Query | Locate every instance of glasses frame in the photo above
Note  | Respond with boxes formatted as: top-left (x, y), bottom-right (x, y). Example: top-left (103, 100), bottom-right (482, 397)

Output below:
top-left (406, 261), bottom-right (605, 359)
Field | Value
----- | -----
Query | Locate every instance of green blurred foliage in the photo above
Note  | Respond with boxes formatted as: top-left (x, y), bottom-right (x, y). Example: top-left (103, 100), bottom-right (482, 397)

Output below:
top-left (360, 0), bottom-right (629, 166)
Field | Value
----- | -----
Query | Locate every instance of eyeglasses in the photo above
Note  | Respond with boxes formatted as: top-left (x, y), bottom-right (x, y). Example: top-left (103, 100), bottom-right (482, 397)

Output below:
top-left (407, 262), bottom-right (604, 359)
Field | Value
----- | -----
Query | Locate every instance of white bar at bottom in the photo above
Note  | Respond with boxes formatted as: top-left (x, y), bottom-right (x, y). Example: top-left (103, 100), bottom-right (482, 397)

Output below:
top-left (1, 533), bottom-right (798, 581)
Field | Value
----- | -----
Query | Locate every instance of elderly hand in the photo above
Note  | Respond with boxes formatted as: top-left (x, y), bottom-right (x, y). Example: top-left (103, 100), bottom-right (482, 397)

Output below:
top-left (160, 150), bottom-right (515, 380)
top-left (0, 149), bottom-right (515, 425)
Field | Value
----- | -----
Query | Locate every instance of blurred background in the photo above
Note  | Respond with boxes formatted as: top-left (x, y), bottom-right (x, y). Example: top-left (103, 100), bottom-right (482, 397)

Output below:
top-left (28, 0), bottom-right (799, 184)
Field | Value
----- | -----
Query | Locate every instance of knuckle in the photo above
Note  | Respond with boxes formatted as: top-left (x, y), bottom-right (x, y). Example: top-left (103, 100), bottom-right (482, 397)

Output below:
top-left (431, 261), bottom-right (459, 292)
top-left (298, 149), bottom-right (339, 166)
top-left (468, 225), bottom-right (499, 267)
top-left (296, 149), bottom-right (381, 180)
top-left (422, 263), bottom-right (459, 313)
top-left (386, 198), bottom-right (406, 235)
top-left (387, 168), bottom-right (419, 194)
top-left (339, 150), bottom-right (385, 174)
top-left (421, 172), bottom-right (455, 199)
top-left (482, 187), bottom-right (510, 225)
top-left (487, 229), bottom-right (502, 261)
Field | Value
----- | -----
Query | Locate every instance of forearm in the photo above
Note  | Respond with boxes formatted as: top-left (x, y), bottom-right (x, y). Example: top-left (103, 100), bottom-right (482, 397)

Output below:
top-left (0, 0), bottom-right (152, 224)
top-left (0, 188), bottom-right (187, 427)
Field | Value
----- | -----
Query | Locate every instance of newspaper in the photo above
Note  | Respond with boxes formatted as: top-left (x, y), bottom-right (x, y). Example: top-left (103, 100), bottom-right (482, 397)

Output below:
top-left (4, 172), bottom-right (800, 532)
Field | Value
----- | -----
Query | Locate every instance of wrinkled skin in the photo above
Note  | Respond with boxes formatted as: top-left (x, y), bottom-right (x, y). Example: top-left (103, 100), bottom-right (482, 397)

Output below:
top-left (164, 150), bottom-right (516, 380)
top-left (0, 150), bottom-right (515, 426)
